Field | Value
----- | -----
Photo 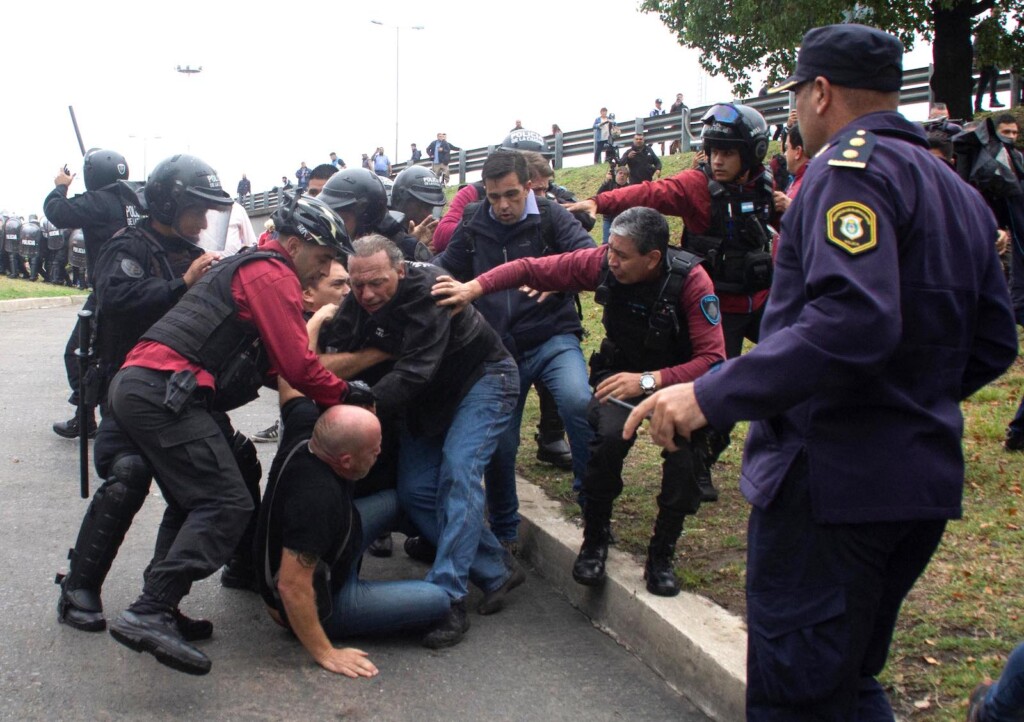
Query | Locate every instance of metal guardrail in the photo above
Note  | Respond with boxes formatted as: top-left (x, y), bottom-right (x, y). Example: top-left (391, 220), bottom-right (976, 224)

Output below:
top-left (240, 66), bottom-right (1013, 216)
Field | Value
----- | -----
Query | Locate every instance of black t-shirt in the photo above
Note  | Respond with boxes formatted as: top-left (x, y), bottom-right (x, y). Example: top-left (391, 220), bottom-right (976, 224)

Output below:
top-left (254, 398), bottom-right (362, 624)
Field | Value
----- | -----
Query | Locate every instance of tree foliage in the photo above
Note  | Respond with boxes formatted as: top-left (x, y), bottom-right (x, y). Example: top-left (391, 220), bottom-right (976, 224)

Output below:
top-left (641, 0), bottom-right (1016, 118)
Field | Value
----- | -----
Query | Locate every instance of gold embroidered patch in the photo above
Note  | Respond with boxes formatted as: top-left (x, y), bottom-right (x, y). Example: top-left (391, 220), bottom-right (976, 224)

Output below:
top-left (825, 202), bottom-right (877, 255)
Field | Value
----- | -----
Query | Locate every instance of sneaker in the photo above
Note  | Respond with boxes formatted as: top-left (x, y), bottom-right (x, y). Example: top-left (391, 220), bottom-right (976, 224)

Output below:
top-left (478, 562), bottom-right (526, 615)
top-left (403, 536), bottom-right (437, 564)
top-left (251, 420), bottom-right (280, 443)
top-left (108, 609), bottom-right (212, 675)
top-left (500, 539), bottom-right (519, 558)
top-left (966, 681), bottom-right (992, 722)
top-left (1006, 430), bottom-right (1024, 452)
top-left (367, 533), bottom-right (393, 558)
top-left (422, 600), bottom-right (469, 649)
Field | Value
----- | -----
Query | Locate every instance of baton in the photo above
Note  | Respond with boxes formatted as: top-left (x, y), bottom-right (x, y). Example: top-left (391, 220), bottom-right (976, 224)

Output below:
top-left (607, 395), bottom-right (690, 449)
top-left (68, 106), bottom-right (86, 157)
top-left (76, 309), bottom-right (92, 498)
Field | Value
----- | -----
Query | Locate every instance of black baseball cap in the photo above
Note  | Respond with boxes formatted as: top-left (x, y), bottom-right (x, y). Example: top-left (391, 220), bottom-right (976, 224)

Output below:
top-left (770, 24), bottom-right (903, 93)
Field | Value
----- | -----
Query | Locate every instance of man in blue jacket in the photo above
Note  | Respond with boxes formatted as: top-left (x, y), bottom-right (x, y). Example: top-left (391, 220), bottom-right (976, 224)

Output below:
top-left (624, 24), bottom-right (1018, 719)
top-left (435, 150), bottom-right (596, 552)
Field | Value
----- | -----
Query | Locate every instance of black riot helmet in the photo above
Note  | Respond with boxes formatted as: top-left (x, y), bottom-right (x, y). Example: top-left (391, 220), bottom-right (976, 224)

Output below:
top-left (700, 103), bottom-right (770, 173)
top-left (499, 129), bottom-right (552, 157)
top-left (271, 191), bottom-right (354, 258)
top-left (83, 148), bottom-right (130, 191)
top-left (391, 166), bottom-right (446, 211)
top-left (144, 154), bottom-right (233, 248)
top-left (317, 168), bottom-right (389, 237)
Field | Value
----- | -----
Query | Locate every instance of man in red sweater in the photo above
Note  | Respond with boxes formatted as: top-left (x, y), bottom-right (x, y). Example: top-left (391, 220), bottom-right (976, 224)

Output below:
top-left (433, 207), bottom-right (725, 596)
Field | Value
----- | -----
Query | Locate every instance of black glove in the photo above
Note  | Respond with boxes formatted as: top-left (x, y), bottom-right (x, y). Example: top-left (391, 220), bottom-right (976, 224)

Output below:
top-left (343, 379), bottom-right (375, 406)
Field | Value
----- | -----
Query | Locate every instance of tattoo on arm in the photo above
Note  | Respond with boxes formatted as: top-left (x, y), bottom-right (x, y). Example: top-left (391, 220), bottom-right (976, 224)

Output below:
top-left (285, 548), bottom-right (319, 569)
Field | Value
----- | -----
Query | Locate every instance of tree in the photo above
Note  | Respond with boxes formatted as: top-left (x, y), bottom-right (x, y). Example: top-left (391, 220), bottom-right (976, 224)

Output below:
top-left (641, 0), bottom-right (1013, 120)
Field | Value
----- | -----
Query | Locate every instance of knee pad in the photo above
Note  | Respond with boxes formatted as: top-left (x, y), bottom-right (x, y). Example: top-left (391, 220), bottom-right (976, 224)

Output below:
top-left (231, 431), bottom-right (263, 489)
top-left (88, 455), bottom-right (150, 527)
top-left (108, 454), bottom-right (153, 494)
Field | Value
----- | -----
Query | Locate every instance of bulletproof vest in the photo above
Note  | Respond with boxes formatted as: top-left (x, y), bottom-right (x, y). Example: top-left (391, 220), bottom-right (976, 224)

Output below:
top-left (682, 168), bottom-right (774, 295)
top-left (141, 249), bottom-right (285, 411)
top-left (69, 229), bottom-right (87, 269)
top-left (4, 217), bottom-right (22, 254)
top-left (43, 220), bottom-right (65, 251)
top-left (112, 181), bottom-right (145, 228)
top-left (593, 248), bottom-right (699, 374)
top-left (18, 220), bottom-right (42, 258)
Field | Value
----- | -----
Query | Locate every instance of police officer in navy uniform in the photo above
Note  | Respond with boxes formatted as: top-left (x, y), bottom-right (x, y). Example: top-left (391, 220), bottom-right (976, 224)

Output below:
top-left (4, 214), bottom-right (25, 279)
top-left (623, 25), bottom-right (1018, 718)
top-left (18, 214), bottom-right (44, 281)
top-left (55, 155), bottom-right (242, 639)
top-left (44, 149), bottom-right (142, 439)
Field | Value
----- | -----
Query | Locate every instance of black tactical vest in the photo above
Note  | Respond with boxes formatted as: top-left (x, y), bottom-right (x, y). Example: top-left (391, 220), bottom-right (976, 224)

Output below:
top-left (683, 167), bottom-right (774, 294)
top-left (141, 249), bottom-right (285, 411)
top-left (593, 248), bottom-right (698, 376)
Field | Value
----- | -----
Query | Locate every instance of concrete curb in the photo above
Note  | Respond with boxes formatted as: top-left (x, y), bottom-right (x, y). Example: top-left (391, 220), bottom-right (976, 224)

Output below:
top-left (0, 295), bottom-right (87, 313)
top-left (516, 478), bottom-right (747, 721)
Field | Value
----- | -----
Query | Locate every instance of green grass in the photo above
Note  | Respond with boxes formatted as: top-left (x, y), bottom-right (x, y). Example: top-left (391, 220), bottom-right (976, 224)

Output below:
top-left (0, 276), bottom-right (86, 301)
top-left (509, 154), bottom-right (1024, 721)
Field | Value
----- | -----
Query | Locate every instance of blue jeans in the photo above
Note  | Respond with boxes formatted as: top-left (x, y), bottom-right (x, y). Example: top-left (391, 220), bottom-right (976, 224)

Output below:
top-left (981, 641), bottom-right (1024, 721)
top-left (485, 334), bottom-right (594, 541)
top-left (397, 359), bottom-right (519, 600)
top-left (321, 490), bottom-right (450, 639)
top-left (601, 218), bottom-right (612, 245)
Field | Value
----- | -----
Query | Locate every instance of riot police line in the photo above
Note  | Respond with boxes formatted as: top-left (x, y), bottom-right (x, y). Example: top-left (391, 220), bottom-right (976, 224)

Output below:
top-left (1, 211), bottom-right (86, 287)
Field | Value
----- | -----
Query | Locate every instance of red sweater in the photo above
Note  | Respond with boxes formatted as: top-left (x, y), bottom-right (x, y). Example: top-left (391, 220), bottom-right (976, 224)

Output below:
top-left (593, 169), bottom-right (771, 315)
top-left (124, 240), bottom-right (348, 407)
top-left (475, 245), bottom-right (724, 386)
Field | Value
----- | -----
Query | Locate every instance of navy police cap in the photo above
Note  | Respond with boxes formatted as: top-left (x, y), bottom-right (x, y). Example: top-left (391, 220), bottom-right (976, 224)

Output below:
top-left (770, 24), bottom-right (903, 94)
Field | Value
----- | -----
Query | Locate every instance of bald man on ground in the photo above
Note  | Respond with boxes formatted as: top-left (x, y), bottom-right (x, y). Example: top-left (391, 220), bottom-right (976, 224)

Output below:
top-left (254, 393), bottom-right (450, 676)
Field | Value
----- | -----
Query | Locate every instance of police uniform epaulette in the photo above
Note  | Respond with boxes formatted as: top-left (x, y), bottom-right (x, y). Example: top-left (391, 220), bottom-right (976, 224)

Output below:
top-left (825, 129), bottom-right (877, 169)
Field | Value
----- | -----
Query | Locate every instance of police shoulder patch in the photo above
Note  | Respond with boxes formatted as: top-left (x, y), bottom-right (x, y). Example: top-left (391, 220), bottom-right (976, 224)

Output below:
top-left (120, 257), bottom-right (144, 278)
top-left (825, 202), bottom-right (877, 255)
top-left (699, 294), bottom-right (721, 325)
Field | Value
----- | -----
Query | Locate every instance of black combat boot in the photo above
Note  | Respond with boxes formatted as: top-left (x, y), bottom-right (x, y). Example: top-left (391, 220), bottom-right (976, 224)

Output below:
top-left (643, 512), bottom-right (685, 597)
top-left (535, 382), bottom-right (573, 470)
top-left (52, 407), bottom-right (97, 440)
top-left (572, 501), bottom-right (612, 586)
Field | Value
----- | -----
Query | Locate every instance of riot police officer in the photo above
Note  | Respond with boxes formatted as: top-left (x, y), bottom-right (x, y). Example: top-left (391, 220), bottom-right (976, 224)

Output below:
top-left (104, 190), bottom-right (368, 675)
top-left (56, 154), bottom-right (228, 638)
top-left (319, 167), bottom-right (431, 261)
top-left (42, 216), bottom-right (66, 284)
top-left (44, 148), bottom-right (142, 439)
top-left (67, 229), bottom-right (87, 288)
top-left (390, 164), bottom-right (446, 251)
top-left (18, 214), bottom-right (44, 281)
top-left (5, 215), bottom-right (24, 279)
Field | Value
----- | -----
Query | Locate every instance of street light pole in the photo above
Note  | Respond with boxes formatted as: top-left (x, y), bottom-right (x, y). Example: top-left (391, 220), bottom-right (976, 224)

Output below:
top-left (128, 134), bottom-right (162, 179)
top-left (371, 21), bottom-right (424, 164)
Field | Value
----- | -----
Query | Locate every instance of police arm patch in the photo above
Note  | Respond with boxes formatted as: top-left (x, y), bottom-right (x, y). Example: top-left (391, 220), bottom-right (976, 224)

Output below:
top-left (699, 295), bottom-right (721, 325)
top-left (825, 202), bottom-right (877, 255)
top-left (120, 257), bottom-right (144, 278)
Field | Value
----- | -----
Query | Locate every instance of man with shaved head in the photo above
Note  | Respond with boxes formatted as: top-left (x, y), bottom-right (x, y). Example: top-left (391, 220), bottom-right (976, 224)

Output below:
top-left (254, 389), bottom-right (449, 676)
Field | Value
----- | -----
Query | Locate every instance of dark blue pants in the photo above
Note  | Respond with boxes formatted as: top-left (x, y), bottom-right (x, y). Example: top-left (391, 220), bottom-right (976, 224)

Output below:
top-left (745, 456), bottom-right (946, 720)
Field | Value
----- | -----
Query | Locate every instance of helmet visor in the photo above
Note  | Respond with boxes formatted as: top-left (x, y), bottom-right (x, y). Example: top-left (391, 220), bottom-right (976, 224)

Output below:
top-left (178, 203), bottom-right (231, 251)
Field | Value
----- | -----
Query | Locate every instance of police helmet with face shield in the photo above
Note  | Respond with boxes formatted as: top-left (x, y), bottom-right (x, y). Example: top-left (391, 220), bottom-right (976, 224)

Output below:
top-left (499, 129), bottom-right (552, 157)
top-left (390, 166), bottom-right (446, 212)
top-left (700, 103), bottom-right (770, 172)
top-left (144, 154), bottom-right (233, 249)
top-left (83, 148), bottom-right (130, 191)
top-left (317, 169), bottom-right (389, 237)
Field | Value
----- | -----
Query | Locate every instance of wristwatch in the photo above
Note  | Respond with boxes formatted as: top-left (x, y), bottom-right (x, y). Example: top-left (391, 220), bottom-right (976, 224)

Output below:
top-left (639, 372), bottom-right (657, 395)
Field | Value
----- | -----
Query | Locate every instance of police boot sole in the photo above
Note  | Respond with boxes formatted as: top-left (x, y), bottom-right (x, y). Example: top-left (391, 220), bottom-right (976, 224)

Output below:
top-left (58, 606), bottom-right (106, 632)
top-left (643, 569), bottom-right (681, 597)
top-left (572, 568), bottom-right (607, 587)
top-left (109, 615), bottom-right (211, 676)
top-left (536, 447), bottom-right (574, 471)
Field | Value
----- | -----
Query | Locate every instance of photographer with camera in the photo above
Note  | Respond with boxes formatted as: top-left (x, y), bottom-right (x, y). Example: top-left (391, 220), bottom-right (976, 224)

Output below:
top-left (597, 162), bottom-right (632, 243)
top-left (433, 206), bottom-right (724, 596)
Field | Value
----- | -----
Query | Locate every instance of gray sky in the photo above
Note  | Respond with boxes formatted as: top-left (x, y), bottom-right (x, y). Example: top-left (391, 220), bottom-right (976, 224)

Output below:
top-left (1, 0), bottom-right (932, 215)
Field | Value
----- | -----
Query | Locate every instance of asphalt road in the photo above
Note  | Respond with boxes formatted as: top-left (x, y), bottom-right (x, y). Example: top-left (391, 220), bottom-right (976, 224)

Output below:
top-left (0, 304), bottom-right (709, 722)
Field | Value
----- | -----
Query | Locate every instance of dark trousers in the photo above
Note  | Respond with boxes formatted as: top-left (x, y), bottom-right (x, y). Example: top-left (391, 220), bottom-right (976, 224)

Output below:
top-left (722, 306), bottom-right (765, 359)
top-left (108, 366), bottom-right (253, 608)
top-left (64, 294), bottom-right (96, 406)
top-left (745, 456), bottom-right (946, 720)
top-left (977, 65), bottom-right (1000, 106)
top-left (582, 396), bottom-right (701, 517)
